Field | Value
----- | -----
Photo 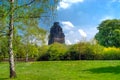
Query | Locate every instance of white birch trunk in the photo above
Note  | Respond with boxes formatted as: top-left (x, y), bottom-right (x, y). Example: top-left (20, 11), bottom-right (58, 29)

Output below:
top-left (8, 0), bottom-right (16, 78)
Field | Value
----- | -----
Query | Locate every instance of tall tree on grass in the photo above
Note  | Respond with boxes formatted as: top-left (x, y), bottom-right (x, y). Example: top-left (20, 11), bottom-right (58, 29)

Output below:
top-left (0, 0), bottom-right (59, 78)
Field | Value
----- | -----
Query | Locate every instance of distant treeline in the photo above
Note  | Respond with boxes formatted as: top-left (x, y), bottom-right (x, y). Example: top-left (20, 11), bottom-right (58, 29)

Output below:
top-left (37, 42), bottom-right (120, 61)
top-left (0, 41), bottom-right (120, 61)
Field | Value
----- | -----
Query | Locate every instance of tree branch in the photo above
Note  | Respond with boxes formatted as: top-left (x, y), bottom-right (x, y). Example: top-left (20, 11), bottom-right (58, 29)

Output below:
top-left (0, 0), bottom-right (36, 18)
top-left (14, 0), bottom-right (35, 10)
top-left (16, 16), bottom-right (50, 18)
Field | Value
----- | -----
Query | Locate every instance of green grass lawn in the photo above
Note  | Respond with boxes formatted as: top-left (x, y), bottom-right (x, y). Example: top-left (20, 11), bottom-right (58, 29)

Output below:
top-left (0, 61), bottom-right (120, 80)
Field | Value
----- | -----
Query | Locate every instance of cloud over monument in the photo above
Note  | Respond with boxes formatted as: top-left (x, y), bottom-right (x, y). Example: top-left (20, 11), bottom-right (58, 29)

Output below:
top-left (61, 21), bottom-right (87, 44)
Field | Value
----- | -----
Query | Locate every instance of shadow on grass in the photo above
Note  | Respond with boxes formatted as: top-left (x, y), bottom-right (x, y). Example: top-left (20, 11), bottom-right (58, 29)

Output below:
top-left (0, 78), bottom-right (9, 80)
top-left (84, 66), bottom-right (120, 74)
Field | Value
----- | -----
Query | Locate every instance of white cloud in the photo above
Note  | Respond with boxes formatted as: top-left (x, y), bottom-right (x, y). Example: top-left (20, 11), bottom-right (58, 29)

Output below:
top-left (57, 2), bottom-right (69, 9)
top-left (61, 21), bottom-right (88, 44)
top-left (58, 0), bottom-right (84, 9)
top-left (61, 21), bottom-right (74, 30)
top-left (69, 30), bottom-right (74, 34)
top-left (85, 27), bottom-right (98, 40)
top-left (78, 29), bottom-right (87, 38)
top-left (56, 20), bottom-right (97, 45)
top-left (66, 40), bottom-right (72, 45)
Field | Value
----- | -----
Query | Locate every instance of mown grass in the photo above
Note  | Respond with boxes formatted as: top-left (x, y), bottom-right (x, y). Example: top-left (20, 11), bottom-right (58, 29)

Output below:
top-left (0, 61), bottom-right (120, 80)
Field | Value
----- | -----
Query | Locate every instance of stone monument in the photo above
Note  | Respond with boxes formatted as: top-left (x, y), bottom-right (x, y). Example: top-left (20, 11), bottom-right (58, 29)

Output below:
top-left (48, 22), bottom-right (65, 45)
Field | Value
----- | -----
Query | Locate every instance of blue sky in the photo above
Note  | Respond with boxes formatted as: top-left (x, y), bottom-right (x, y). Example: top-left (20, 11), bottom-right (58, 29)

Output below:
top-left (54, 0), bottom-right (120, 44)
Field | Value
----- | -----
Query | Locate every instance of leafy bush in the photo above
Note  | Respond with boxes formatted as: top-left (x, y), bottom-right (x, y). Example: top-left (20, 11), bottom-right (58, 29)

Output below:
top-left (37, 42), bottom-right (120, 61)
top-left (102, 47), bottom-right (120, 60)
top-left (47, 43), bottom-right (68, 60)
top-left (68, 42), bottom-right (104, 60)
top-left (37, 43), bottom-right (68, 61)
top-left (37, 45), bottom-right (49, 61)
top-left (90, 43), bottom-right (104, 60)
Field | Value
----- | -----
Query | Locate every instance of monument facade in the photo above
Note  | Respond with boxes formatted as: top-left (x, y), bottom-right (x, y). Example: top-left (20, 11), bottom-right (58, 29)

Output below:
top-left (48, 22), bottom-right (65, 45)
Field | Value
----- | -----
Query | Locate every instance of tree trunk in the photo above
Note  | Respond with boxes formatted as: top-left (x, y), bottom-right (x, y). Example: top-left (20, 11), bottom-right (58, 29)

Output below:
top-left (8, 0), bottom-right (16, 78)
top-left (26, 53), bottom-right (28, 62)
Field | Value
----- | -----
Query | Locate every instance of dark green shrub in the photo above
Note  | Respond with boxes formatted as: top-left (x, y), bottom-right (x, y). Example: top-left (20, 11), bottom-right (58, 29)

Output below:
top-left (37, 45), bottom-right (49, 61)
top-left (37, 52), bottom-right (50, 61)
top-left (0, 56), bottom-right (3, 62)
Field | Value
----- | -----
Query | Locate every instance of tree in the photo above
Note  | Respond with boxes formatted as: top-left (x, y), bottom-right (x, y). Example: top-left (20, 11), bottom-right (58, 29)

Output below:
top-left (20, 22), bottom-right (46, 62)
top-left (0, 0), bottom-right (59, 78)
top-left (95, 19), bottom-right (120, 47)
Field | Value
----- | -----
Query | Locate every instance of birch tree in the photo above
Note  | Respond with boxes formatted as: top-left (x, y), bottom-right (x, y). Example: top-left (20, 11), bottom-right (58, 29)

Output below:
top-left (0, 0), bottom-right (59, 78)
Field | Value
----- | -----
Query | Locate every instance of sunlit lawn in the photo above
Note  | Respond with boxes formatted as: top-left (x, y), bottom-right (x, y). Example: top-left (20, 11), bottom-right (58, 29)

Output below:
top-left (0, 60), bottom-right (120, 80)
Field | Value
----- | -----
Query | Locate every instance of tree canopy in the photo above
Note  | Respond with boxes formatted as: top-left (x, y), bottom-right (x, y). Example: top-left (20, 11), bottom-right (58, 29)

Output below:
top-left (0, 0), bottom-right (59, 78)
top-left (95, 19), bottom-right (120, 47)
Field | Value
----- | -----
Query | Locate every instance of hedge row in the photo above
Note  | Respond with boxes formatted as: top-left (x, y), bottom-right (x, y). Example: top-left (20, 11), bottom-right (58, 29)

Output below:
top-left (1, 42), bottom-right (120, 61)
top-left (37, 42), bottom-right (120, 61)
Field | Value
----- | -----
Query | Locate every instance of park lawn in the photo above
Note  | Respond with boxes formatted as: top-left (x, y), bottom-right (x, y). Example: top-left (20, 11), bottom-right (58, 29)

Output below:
top-left (0, 61), bottom-right (120, 80)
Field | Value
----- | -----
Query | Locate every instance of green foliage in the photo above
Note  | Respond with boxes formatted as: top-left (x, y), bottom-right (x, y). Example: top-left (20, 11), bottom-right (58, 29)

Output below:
top-left (95, 19), bottom-right (120, 47)
top-left (1, 37), bottom-right (120, 61)
top-left (0, 0), bottom-right (59, 53)
top-left (37, 45), bottom-right (49, 61)
top-left (0, 0), bottom-right (60, 62)
top-left (37, 43), bottom-right (68, 61)
top-left (0, 37), bottom-right (8, 58)
top-left (14, 43), bottom-right (39, 59)
top-left (47, 43), bottom-right (67, 60)
top-left (26, 44), bottom-right (39, 58)
top-left (91, 43), bottom-right (104, 59)
top-left (0, 0), bottom-right (60, 78)
top-left (68, 42), bottom-right (104, 60)
top-left (102, 47), bottom-right (120, 60)
top-left (37, 41), bottom-right (105, 61)
top-left (0, 28), bottom-right (40, 59)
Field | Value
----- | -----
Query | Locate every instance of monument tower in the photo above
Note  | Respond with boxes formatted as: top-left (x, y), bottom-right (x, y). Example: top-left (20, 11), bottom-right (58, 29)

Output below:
top-left (48, 22), bottom-right (65, 45)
